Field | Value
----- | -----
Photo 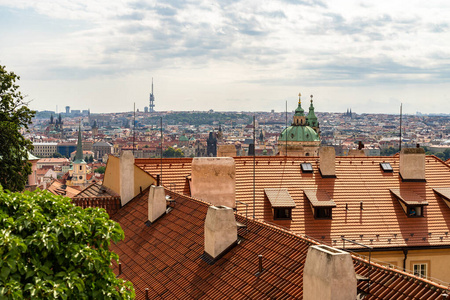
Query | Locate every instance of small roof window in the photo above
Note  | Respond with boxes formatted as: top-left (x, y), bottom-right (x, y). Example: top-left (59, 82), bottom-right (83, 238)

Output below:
top-left (301, 163), bottom-right (313, 173)
top-left (390, 189), bottom-right (428, 217)
top-left (433, 187), bottom-right (450, 209)
top-left (304, 189), bottom-right (336, 219)
top-left (380, 162), bottom-right (393, 172)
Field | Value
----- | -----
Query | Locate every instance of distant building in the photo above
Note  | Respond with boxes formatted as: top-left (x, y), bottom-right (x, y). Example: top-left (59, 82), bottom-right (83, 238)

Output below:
top-left (206, 132), bottom-right (217, 157)
top-left (278, 93), bottom-right (320, 156)
top-left (93, 141), bottom-right (113, 159)
top-left (65, 106), bottom-right (70, 114)
top-left (69, 126), bottom-right (88, 186)
top-left (57, 143), bottom-right (77, 158)
top-left (149, 78), bottom-right (155, 113)
top-left (32, 142), bottom-right (58, 158)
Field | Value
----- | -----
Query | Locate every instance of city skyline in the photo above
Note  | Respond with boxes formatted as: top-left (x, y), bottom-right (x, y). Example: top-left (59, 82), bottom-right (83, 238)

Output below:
top-left (1, 0), bottom-right (450, 114)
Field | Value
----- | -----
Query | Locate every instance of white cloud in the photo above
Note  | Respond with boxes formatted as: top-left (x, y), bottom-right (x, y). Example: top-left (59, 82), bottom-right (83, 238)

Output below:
top-left (1, 0), bottom-right (450, 113)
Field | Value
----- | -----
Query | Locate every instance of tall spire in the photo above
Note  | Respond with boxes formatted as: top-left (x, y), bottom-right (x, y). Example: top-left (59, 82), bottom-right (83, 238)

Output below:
top-left (74, 124), bottom-right (85, 163)
top-left (294, 92), bottom-right (304, 116)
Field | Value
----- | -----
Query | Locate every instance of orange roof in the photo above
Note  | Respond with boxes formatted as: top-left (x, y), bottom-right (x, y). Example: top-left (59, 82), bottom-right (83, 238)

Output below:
top-left (110, 188), bottom-right (447, 300)
top-left (46, 179), bottom-right (80, 198)
top-left (304, 189), bottom-right (336, 207)
top-left (264, 188), bottom-right (296, 208)
top-left (136, 155), bottom-right (450, 250)
top-left (390, 189), bottom-right (428, 206)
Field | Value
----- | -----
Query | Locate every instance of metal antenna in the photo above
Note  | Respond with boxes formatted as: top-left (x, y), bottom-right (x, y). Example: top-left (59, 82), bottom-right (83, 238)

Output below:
top-left (399, 103), bottom-right (402, 153)
top-left (160, 116), bottom-right (163, 186)
top-left (133, 102), bottom-right (136, 156)
top-left (285, 100), bottom-right (288, 156)
top-left (253, 115), bottom-right (256, 219)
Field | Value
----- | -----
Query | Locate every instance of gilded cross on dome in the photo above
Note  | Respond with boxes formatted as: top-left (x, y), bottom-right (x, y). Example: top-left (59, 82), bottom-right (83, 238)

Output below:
top-left (298, 93), bottom-right (301, 104)
top-left (310, 95), bottom-right (313, 103)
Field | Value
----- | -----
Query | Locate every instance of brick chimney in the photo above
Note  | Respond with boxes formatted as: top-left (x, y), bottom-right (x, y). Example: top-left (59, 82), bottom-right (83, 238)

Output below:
top-left (319, 146), bottom-right (336, 177)
top-left (120, 150), bottom-right (135, 206)
top-left (399, 148), bottom-right (426, 181)
top-left (303, 245), bottom-right (357, 300)
top-left (191, 157), bottom-right (236, 208)
top-left (148, 185), bottom-right (166, 223)
top-left (204, 205), bottom-right (237, 259)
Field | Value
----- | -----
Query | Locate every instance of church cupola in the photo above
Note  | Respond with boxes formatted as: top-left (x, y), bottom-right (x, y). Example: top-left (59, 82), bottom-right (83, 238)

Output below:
top-left (306, 95), bottom-right (319, 134)
top-left (293, 93), bottom-right (306, 126)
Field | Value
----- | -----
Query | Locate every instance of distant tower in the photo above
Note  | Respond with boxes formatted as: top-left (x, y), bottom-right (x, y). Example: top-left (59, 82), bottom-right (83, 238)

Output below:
top-left (71, 125), bottom-right (87, 186)
top-left (149, 78), bottom-right (155, 113)
top-left (207, 132), bottom-right (217, 157)
top-left (65, 106), bottom-right (70, 114)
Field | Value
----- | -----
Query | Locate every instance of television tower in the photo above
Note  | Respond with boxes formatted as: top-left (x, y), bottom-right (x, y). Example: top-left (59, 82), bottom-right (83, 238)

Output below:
top-left (149, 78), bottom-right (155, 113)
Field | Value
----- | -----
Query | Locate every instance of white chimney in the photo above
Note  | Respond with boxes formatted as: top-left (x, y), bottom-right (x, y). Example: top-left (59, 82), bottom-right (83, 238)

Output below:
top-left (303, 245), bottom-right (357, 300)
top-left (120, 150), bottom-right (135, 206)
top-left (204, 205), bottom-right (237, 259)
top-left (319, 146), bottom-right (336, 177)
top-left (399, 148), bottom-right (426, 181)
top-left (191, 157), bottom-right (236, 208)
top-left (148, 185), bottom-right (166, 223)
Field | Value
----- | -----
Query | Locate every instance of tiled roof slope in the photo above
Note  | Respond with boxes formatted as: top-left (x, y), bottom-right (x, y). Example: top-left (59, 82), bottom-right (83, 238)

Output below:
top-left (46, 179), bottom-right (81, 198)
top-left (74, 182), bottom-right (119, 198)
top-left (110, 188), bottom-right (447, 300)
top-left (135, 156), bottom-right (450, 250)
top-left (135, 158), bottom-right (192, 195)
top-left (233, 156), bottom-right (450, 250)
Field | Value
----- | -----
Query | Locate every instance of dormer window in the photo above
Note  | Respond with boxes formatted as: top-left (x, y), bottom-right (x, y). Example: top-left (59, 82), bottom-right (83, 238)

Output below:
top-left (304, 189), bottom-right (336, 220)
top-left (301, 163), bottom-right (313, 173)
top-left (380, 162), bottom-right (393, 172)
top-left (264, 188), bottom-right (296, 221)
top-left (390, 189), bottom-right (428, 217)
top-left (433, 187), bottom-right (450, 209)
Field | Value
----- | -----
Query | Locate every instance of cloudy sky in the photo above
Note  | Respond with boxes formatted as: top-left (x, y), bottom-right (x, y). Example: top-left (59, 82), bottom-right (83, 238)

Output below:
top-left (1, 0), bottom-right (450, 114)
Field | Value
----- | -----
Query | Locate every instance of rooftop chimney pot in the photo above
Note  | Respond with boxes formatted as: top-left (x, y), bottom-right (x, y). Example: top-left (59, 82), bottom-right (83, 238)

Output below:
top-left (319, 147), bottom-right (336, 177)
top-left (148, 185), bottom-right (166, 223)
top-left (399, 148), bottom-right (425, 181)
top-left (204, 205), bottom-right (237, 259)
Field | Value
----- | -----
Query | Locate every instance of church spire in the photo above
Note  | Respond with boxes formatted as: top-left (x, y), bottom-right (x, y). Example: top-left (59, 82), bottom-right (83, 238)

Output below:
top-left (74, 124), bottom-right (85, 163)
top-left (294, 93), bottom-right (305, 116)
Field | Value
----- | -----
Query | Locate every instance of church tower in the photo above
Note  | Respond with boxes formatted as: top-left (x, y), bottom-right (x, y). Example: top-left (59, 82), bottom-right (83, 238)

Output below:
top-left (71, 125), bottom-right (87, 186)
top-left (278, 93), bottom-right (320, 156)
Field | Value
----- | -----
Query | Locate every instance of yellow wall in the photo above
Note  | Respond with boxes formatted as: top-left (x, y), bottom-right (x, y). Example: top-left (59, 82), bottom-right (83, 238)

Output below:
top-left (134, 165), bottom-right (156, 195)
top-left (103, 155), bottom-right (156, 198)
top-left (357, 248), bottom-right (450, 284)
top-left (103, 155), bottom-right (120, 195)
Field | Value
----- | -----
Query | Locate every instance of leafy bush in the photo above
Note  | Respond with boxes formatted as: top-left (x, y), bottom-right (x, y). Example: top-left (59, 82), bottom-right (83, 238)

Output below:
top-left (0, 187), bottom-right (134, 299)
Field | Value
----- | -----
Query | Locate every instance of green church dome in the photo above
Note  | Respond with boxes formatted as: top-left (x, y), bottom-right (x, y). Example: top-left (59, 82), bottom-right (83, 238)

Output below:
top-left (179, 135), bottom-right (189, 142)
top-left (279, 125), bottom-right (319, 142)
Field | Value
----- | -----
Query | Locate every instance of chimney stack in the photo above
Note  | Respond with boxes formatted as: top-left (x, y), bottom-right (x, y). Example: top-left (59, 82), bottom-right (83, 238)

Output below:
top-left (148, 185), bottom-right (166, 223)
top-left (399, 148), bottom-right (426, 181)
top-left (120, 150), bottom-right (135, 206)
top-left (319, 146), bottom-right (336, 177)
top-left (191, 157), bottom-right (236, 208)
top-left (204, 205), bottom-right (237, 259)
top-left (303, 245), bottom-right (357, 300)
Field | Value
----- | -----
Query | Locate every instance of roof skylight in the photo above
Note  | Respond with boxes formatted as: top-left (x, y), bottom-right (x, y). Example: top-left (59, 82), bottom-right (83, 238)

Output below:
top-left (380, 162), bottom-right (393, 172)
top-left (301, 163), bottom-right (313, 173)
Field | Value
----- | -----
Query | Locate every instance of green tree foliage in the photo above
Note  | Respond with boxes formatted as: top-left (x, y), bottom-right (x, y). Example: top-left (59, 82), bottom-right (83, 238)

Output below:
top-left (0, 187), bottom-right (134, 299)
top-left (380, 147), bottom-right (398, 156)
top-left (94, 166), bottom-right (106, 174)
top-left (52, 152), bottom-right (64, 158)
top-left (89, 156), bottom-right (94, 163)
top-left (163, 147), bottom-right (184, 158)
top-left (0, 65), bottom-right (35, 192)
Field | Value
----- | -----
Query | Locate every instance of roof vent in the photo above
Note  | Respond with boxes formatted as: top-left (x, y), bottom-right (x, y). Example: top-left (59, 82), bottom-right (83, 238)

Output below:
top-left (148, 185), bottom-right (166, 223)
top-left (319, 147), bottom-right (336, 178)
top-left (304, 245), bottom-right (356, 300)
top-left (204, 205), bottom-right (237, 259)
top-left (399, 148), bottom-right (425, 181)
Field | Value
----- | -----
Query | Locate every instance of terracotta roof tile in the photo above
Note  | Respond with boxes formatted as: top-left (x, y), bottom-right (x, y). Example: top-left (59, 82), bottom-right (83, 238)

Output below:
top-left (303, 189), bottom-right (336, 207)
top-left (264, 188), bottom-right (296, 208)
top-left (390, 188), bottom-right (429, 206)
top-left (110, 188), bottom-right (448, 300)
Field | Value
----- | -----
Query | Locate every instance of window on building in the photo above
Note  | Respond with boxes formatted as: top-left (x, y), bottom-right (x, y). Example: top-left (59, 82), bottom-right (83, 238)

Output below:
top-left (315, 207), bottom-right (332, 219)
top-left (413, 263), bottom-right (427, 278)
top-left (273, 208), bottom-right (292, 220)
top-left (408, 206), bottom-right (423, 217)
top-left (79, 166), bottom-right (82, 171)
top-left (301, 163), bottom-right (313, 173)
top-left (380, 162), bottom-right (393, 172)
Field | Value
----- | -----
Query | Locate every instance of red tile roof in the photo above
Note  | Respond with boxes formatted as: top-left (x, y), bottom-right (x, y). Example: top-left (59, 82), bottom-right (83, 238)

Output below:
top-left (110, 188), bottom-right (448, 300)
top-left (390, 189), bottom-right (429, 206)
top-left (135, 155), bottom-right (450, 251)
top-left (264, 188), bottom-right (296, 208)
top-left (303, 189), bottom-right (336, 207)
